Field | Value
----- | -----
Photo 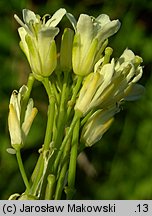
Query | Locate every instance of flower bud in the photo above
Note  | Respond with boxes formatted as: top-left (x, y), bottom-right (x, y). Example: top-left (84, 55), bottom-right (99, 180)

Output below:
top-left (8, 86), bottom-right (38, 151)
top-left (60, 28), bottom-right (74, 72)
top-left (81, 107), bottom-right (117, 147)
top-left (22, 98), bottom-right (38, 139)
top-left (8, 103), bottom-right (23, 150)
top-left (74, 72), bottom-right (101, 115)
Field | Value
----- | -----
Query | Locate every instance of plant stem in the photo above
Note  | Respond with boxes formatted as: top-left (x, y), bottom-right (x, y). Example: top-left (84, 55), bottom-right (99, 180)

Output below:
top-left (29, 154), bottom-right (44, 196)
top-left (54, 128), bottom-right (71, 200)
top-left (21, 73), bottom-right (35, 123)
top-left (80, 109), bottom-right (94, 127)
top-left (66, 119), bottom-right (80, 199)
top-left (43, 102), bottom-right (55, 151)
top-left (67, 76), bottom-right (83, 119)
top-left (53, 110), bottom-right (82, 174)
top-left (45, 174), bottom-right (56, 200)
top-left (54, 161), bottom-right (68, 200)
top-left (42, 78), bottom-right (56, 151)
top-left (53, 72), bottom-right (69, 151)
top-left (16, 150), bottom-right (30, 192)
top-left (30, 78), bottom-right (55, 196)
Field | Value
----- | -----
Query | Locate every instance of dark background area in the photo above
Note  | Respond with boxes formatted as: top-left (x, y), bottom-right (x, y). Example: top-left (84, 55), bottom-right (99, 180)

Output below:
top-left (0, 0), bottom-right (152, 199)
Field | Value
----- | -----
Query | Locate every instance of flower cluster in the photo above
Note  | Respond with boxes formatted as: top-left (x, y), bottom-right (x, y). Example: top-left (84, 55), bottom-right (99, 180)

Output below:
top-left (75, 48), bottom-right (144, 146)
top-left (8, 8), bottom-right (144, 200)
top-left (9, 8), bottom-right (144, 150)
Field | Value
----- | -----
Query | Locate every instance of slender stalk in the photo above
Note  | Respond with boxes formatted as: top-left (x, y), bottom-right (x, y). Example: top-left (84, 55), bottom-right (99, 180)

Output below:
top-left (46, 72), bottom-right (69, 177)
top-left (29, 154), bottom-right (44, 196)
top-left (80, 109), bottom-right (94, 127)
top-left (53, 110), bottom-right (82, 174)
top-left (43, 102), bottom-right (55, 151)
top-left (54, 161), bottom-right (68, 200)
top-left (42, 78), bottom-right (56, 151)
top-left (54, 130), bottom-right (71, 200)
top-left (45, 174), bottom-right (56, 200)
top-left (67, 76), bottom-right (83, 119)
top-left (16, 150), bottom-right (30, 192)
top-left (51, 82), bottom-right (60, 106)
top-left (53, 72), bottom-right (69, 152)
top-left (30, 153), bottom-right (43, 184)
top-left (30, 77), bottom-right (56, 196)
top-left (33, 73), bottom-right (69, 199)
top-left (66, 119), bottom-right (80, 199)
top-left (21, 73), bottom-right (35, 123)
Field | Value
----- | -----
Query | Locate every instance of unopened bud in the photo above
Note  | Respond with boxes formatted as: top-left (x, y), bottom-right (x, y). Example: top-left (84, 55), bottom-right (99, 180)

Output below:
top-left (60, 28), bottom-right (74, 72)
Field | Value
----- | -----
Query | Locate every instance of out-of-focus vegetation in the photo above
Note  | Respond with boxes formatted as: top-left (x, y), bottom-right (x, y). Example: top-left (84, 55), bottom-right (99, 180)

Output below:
top-left (0, 0), bottom-right (152, 199)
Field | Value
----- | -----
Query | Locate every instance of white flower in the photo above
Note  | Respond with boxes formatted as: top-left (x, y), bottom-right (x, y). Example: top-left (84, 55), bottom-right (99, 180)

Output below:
top-left (75, 55), bottom-right (115, 115)
top-left (8, 86), bottom-right (38, 150)
top-left (95, 49), bottom-right (144, 107)
top-left (67, 13), bottom-right (121, 76)
top-left (14, 8), bottom-right (66, 78)
top-left (81, 106), bottom-right (118, 147)
top-left (75, 49), bottom-right (144, 115)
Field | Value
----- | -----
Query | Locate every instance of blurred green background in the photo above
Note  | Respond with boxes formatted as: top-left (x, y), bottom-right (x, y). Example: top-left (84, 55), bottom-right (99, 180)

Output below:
top-left (0, 0), bottom-right (152, 199)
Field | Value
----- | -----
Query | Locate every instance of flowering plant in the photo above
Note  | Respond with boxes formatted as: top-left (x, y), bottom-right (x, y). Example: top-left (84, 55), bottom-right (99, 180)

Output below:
top-left (7, 8), bottom-right (144, 200)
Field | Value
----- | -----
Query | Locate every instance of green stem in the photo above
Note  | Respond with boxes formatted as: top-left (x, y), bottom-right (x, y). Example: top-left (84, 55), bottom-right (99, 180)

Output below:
top-left (21, 73), bottom-right (35, 123)
top-left (52, 82), bottom-right (60, 106)
top-left (45, 174), bottom-right (56, 200)
top-left (30, 153), bottom-right (42, 184)
top-left (29, 154), bottom-right (44, 196)
top-left (54, 72), bottom-right (69, 151)
top-left (30, 78), bottom-right (55, 196)
top-left (54, 129), bottom-right (71, 200)
top-left (46, 72), bottom-right (69, 177)
top-left (66, 119), bottom-right (80, 199)
top-left (80, 109), bottom-right (94, 127)
top-left (54, 161), bottom-right (68, 200)
top-left (16, 150), bottom-right (30, 192)
top-left (67, 76), bottom-right (83, 119)
top-left (42, 78), bottom-right (56, 151)
top-left (43, 102), bottom-right (55, 151)
top-left (53, 110), bottom-right (82, 174)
